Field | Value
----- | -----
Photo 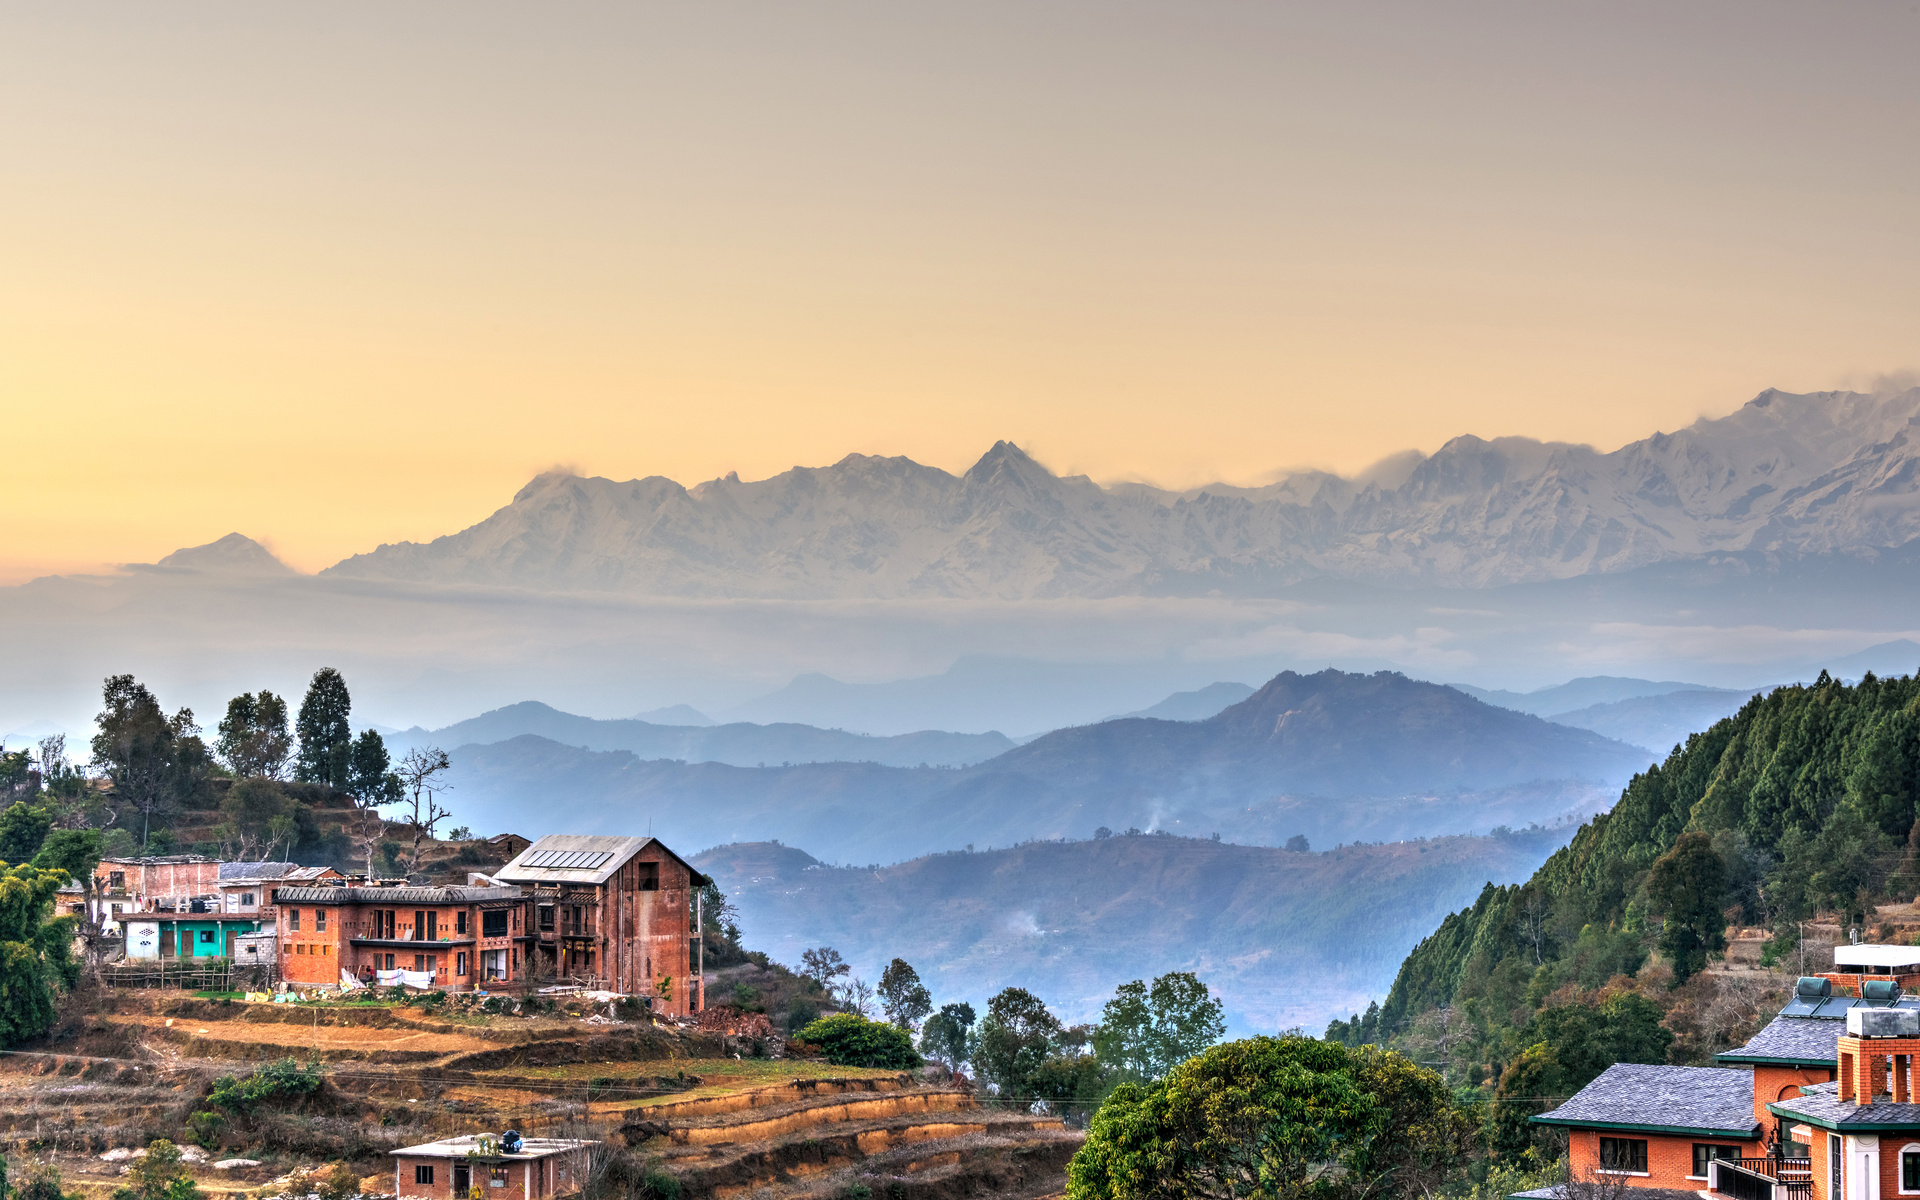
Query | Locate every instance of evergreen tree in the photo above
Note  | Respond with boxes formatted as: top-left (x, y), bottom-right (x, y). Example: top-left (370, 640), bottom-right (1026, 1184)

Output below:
top-left (1647, 831), bottom-right (1729, 983)
top-left (0, 803), bottom-right (52, 862)
top-left (293, 668), bottom-right (352, 784)
top-left (90, 675), bottom-right (207, 850)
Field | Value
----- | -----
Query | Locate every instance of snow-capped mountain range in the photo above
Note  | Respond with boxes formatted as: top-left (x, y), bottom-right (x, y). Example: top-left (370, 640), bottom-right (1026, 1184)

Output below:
top-left (323, 387), bottom-right (1920, 598)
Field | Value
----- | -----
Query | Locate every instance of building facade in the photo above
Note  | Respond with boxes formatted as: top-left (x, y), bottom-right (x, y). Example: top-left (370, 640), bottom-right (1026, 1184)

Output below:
top-left (492, 835), bottom-right (707, 1014)
top-left (390, 1135), bottom-right (592, 1200)
top-left (274, 883), bottom-right (526, 990)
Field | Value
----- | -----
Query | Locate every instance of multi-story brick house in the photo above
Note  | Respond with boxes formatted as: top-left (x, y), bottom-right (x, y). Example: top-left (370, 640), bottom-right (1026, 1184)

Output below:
top-left (1527, 954), bottom-right (1920, 1200)
top-left (492, 835), bottom-right (709, 1014)
top-left (92, 855), bottom-right (222, 934)
top-left (274, 882), bottom-right (527, 990)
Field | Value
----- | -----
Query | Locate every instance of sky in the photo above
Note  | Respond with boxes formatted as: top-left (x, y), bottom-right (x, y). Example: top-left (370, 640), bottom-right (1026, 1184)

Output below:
top-left (4, 1), bottom-right (1918, 579)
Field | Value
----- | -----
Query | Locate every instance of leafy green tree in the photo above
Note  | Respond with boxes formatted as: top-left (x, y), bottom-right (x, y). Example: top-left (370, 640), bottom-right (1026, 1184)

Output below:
top-left (111, 1140), bottom-right (201, 1200)
top-left (0, 748), bottom-right (37, 802)
top-left (877, 958), bottom-right (933, 1031)
top-left (1092, 971), bottom-right (1227, 1083)
top-left (90, 675), bottom-right (207, 850)
top-left (214, 691), bottom-right (292, 779)
top-left (920, 1002), bottom-right (976, 1072)
top-left (1647, 831), bottom-right (1728, 983)
top-left (1067, 1036), bottom-right (1474, 1200)
top-left (0, 863), bottom-right (81, 1045)
top-left (217, 779), bottom-right (300, 862)
top-left (293, 668), bottom-right (352, 785)
top-left (0, 803), bottom-right (52, 862)
top-left (975, 987), bottom-right (1062, 1102)
top-left (794, 1013), bottom-right (921, 1068)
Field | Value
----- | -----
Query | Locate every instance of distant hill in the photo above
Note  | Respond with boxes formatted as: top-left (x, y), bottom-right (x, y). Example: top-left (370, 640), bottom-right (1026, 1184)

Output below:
top-left (1453, 676), bottom-right (1712, 716)
top-left (694, 828), bottom-right (1574, 1034)
top-left (387, 700), bottom-right (1013, 768)
top-left (438, 670), bottom-right (1645, 862)
top-left (1543, 688), bottom-right (1762, 754)
top-left (985, 669), bottom-right (1646, 800)
top-left (634, 704), bottom-right (713, 726)
top-left (1116, 681), bottom-right (1256, 721)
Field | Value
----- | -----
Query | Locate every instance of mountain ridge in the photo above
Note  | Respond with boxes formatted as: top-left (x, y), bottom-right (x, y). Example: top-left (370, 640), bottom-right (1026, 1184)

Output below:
top-left (321, 387), bottom-right (1920, 597)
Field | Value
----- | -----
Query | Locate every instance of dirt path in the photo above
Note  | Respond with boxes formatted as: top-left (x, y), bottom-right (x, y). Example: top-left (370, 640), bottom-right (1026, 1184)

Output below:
top-left (105, 1013), bottom-right (498, 1056)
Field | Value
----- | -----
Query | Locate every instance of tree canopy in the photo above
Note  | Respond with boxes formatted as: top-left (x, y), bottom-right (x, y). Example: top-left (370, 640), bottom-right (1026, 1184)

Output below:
top-left (1091, 971), bottom-right (1226, 1084)
top-left (0, 862), bottom-right (81, 1045)
top-left (1067, 1036), bottom-right (1474, 1200)
top-left (293, 668), bottom-right (352, 785)
top-left (877, 957), bottom-right (933, 1030)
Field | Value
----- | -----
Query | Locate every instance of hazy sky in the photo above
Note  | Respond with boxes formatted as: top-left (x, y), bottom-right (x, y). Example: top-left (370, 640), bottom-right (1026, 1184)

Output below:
top-left (4, 1), bottom-right (1917, 578)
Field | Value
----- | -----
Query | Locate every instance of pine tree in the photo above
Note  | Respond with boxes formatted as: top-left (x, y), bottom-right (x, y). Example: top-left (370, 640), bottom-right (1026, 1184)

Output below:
top-left (293, 668), bottom-right (352, 784)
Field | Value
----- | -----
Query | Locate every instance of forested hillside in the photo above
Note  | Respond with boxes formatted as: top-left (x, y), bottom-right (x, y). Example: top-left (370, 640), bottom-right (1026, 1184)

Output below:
top-left (1372, 671), bottom-right (1920, 1157)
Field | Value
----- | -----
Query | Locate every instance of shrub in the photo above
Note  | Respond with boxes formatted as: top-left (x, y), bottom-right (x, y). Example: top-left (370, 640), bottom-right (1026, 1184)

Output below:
top-left (794, 1014), bottom-right (921, 1069)
top-left (207, 1058), bottom-right (324, 1114)
top-left (641, 1171), bottom-right (682, 1200)
top-left (186, 1109), bottom-right (226, 1149)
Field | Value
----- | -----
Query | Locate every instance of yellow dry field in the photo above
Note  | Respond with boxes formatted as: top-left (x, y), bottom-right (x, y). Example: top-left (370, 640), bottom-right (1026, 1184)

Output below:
top-left (478, 1057), bottom-right (904, 1111)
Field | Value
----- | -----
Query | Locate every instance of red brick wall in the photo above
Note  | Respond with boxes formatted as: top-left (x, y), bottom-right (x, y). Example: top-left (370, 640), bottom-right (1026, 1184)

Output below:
top-left (1567, 1128), bottom-right (1761, 1190)
top-left (279, 901), bottom-right (347, 985)
top-left (1753, 1065), bottom-right (1834, 1125)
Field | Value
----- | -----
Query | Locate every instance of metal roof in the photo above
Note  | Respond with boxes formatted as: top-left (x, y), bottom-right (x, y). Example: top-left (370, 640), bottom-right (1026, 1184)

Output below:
top-left (494, 834), bottom-right (707, 887)
top-left (1835, 945), bottom-right (1920, 969)
top-left (1533, 1064), bottom-right (1760, 1137)
top-left (274, 885), bottom-right (522, 904)
top-left (218, 862), bottom-right (299, 881)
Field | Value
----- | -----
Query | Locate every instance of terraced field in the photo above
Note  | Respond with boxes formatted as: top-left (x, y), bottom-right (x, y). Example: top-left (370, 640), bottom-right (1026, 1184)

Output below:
top-left (1, 991), bottom-right (1082, 1199)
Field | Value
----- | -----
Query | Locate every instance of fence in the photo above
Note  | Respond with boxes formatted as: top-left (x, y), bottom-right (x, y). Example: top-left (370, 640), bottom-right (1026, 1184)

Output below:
top-left (103, 958), bottom-right (279, 991)
top-left (1712, 1158), bottom-right (1813, 1200)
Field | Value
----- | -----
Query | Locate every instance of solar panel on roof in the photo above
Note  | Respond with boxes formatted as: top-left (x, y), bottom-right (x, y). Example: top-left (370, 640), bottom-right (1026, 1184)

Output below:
top-left (520, 847), bottom-right (615, 870)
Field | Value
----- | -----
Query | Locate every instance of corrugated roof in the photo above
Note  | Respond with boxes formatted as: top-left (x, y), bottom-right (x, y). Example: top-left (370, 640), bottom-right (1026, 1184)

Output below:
top-left (494, 834), bottom-right (708, 887)
top-left (1534, 1063), bottom-right (1759, 1137)
top-left (219, 862), bottom-right (300, 881)
top-left (275, 885), bottom-right (522, 904)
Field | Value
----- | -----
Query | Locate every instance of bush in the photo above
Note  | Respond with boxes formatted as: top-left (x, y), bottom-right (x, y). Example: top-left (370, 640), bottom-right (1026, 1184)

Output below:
top-left (186, 1109), bottom-right (226, 1149)
top-left (207, 1058), bottom-right (324, 1114)
top-left (794, 1014), bottom-right (921, 1069)
top-left (641, 1171), bottom-right (682, 1200)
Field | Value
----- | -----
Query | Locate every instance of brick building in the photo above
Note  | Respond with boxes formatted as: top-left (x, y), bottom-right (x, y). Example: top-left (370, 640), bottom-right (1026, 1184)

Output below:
top-left (492, 835), bottom-right (709, 1014)
top-left (1524, 951), bottom-right (1920, 1200)
top-left (274, 882), bottom-right (526, 990)
top-left (390, 1134), bottom-right (592, 1200)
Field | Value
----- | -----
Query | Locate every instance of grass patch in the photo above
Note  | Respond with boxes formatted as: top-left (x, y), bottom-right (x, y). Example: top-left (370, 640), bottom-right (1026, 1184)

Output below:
top-left (192, 990), bottom-right (245, 1000)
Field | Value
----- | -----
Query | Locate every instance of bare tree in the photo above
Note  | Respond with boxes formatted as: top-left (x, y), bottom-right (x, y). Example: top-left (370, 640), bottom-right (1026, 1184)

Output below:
top-left (840, 976), bottom-right (876, 1017)
top-left (800, 946), bottom-right (851, 990)
top-left (393, 746), bottom-right (454, 877)
top-left (1516, 887), bottom-right (1550, 965)
top-left (1564, 1159), bottom-right (1640, 1200)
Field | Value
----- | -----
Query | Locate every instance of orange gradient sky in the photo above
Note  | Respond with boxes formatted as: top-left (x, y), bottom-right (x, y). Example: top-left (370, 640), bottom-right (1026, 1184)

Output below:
top-left (3, 2), bottom-right (1917, 578)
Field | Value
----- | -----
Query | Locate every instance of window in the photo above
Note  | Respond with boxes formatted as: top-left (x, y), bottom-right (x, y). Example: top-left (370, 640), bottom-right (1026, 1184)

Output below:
top-left (199, 930), bottom-right (215, 944)
top-left (483, 909), bottom-right (508, 938)
top-left (455, 952), bottom-right (468, 977)
top-left (290, 909), bottom-right (301, 931)
top-left (1599, 1138), bottom-right (1648, 1174)
top-left (242, 892), bottom-right (255, 906)
top-left (415, 1165), bottom-right (435, 1186)
top-left (1694, 1144), bottom-right (1742, 1179)
top-left (489, 1167), bottom-right (508, 1189)
top-left (415, 954), bottom-right (427, 972)
top-left (539, 905), bottom-right (554, 931)
top-left (1902, 1147), bottom-right (1920, 1194)
top-left (316, 908), bottom-right (326, 932)
top-left (456, 910), bottom-right (469, 935)
top-left (1832, 1135), bottom-right (1844, 1200)
top-left (297, 944), bottom-right (307, 955)
top-left (414, 910), bottom-right (429, 941)
top-left (383, 953), bottom-right (395, 970)
top-left (109, 871), bottom-right (125, 889)
top-left (638, 863), bottom-right (659, 891)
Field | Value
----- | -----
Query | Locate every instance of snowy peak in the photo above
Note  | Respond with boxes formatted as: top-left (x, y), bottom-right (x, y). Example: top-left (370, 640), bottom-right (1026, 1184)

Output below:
top-left (150, 534), bottom-right (294, 576)
top-left (322, 387), bottom-right (1920, 596)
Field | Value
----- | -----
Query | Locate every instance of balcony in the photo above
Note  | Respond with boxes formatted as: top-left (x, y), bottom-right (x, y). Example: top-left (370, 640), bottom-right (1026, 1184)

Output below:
top-left (1711, 1158), bottom-right (1812, 1200)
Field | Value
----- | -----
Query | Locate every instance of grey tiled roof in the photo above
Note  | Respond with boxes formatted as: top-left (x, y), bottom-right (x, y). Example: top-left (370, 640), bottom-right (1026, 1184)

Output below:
top-left (274, 885), bottom-right (521, 904)
top-left (1719, 1014), bottom-right (1845, 1065)
top-left (1534, 1063), bottom-right (1759, 1136)
top-left (1771, 1080), bottom-right (1920, 1131)
top-left (219, 862), bottom-right (299, 881)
